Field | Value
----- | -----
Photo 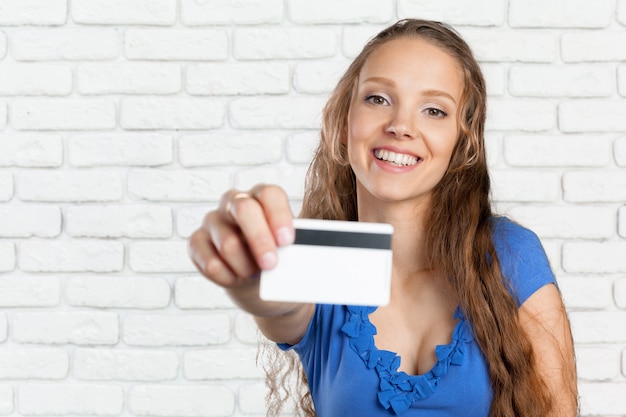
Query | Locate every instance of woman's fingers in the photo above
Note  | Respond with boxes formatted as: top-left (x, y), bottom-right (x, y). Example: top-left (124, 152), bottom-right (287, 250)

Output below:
top-left (188, 185), bottom-right (294, 289)
top-left (220, 186), bottom-right (293, 270)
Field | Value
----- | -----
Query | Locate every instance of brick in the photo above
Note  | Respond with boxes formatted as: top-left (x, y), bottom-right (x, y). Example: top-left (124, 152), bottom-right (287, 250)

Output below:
top-left (235, 166), bottom-right (307, 199)
top-left (234, 28), bottom-right (337, 60)
top-left (66, 205), bottom-right (172, 238)
top-left (460, 29), bottom-right (556, 63)
top-left (20, 240), bottom-right (124, 272)
top-left (563, 242), bottom-right (626, 273)
top-left (619, 66), bottom-right (626, 97)
top-left (123, 313), bottom-right (230, 346)
top-left (0, 32), bottom-right (5, 59)
top-left (238, 383), bottom-right (265, 414)
top-left (128, 169), bottom-right (230, 202)
top-left (506, 206), bottom-right (614, 239)
top-left (19, 170), bottom-right (122, 202)
top-left (342, 25), bottom-right (387, 58)
top-left (509, 0), bottom-right (612, 28)
top-left (235, 313), bottom-right (260, 344)
top-left (72, 0), bottom-right (176, 25)
top-left (19, 383), bottom-right (123, 416)
top-left (230, 96), bottom-right (325, 129)
top-left (616, 137), bottom-right (626, 167)
top-left (615, 277), bottom-right (626, 309)
top-left (486, 99), bottom-right (555, 132)
top-left (0, 0), bottom-right (66, 25)
top-left (576, 347), bottom-right (621, 381)
top-left (0, 276), bottom-right (61, 307)
top-left (286, 132), bottom-right (318, 164)
top-left (290, 0), bottom-right (392, 24)
top-left (398, 0), bottom-right (505, 26)
top-left (0, 385), bottom-right (12, 415)
top-left (185, 348), bottom-right (262, 380)
top-left (579, 383), bottom-right (626, 416)
top-left (179, 133), bottom-right (282, 167)
top-left (0, 171), bottom-right (12, 202)
top-left (0, 64), bottom-right (72, 96)
top-left (0, 243), bottom-right (15, 272)
top-left (620, 206), bottom-right (626, 238)
top-left (484, 133), bottom-right (500, 167)
top-left (125, 29), bottom-right (227, 60)
top-left (620, 0), bottom-right (626, 26)
top-left (481, 64), bottom-right (506, 97)
top-left (0, 134), bottom-right (63, 167)
top-left (187, 63), bottom-right (289, 96)
top-left (0, 101), bottom-right (6, 130)
top-left (65, 276), bottom-right (171, 309)
top-left (174, 276), bottom-right (235, 309)
top-left (563, 171), bottom-right (626, 202)
top-left (559, 100), bottom-right (626, 133)
top-left (78, 63), bottom-right (180, 95)
top-left (293, 61), bottom-right (350, 94)
top-left (68, 133), bottom-right (172, 167)
top-left (509, 64), bottom-right (612, 98)
top-left (121, 98), bottom-right (224, 130)
top-left (180, 0), bottom-right (283, 25)
top-left (556, 276), bottom-right (613, 310)
top-left (12, 99), bottom-right (116, 131)
top-left (0, 348), bottom-right (68, 379)
top-left (74, 349), bottom-right (178, 381)
top-left (12, 311), bottom-right (119, 345)
top-left (504, 134), bottom-right (611, 167)
top-left (490, 170), bottom-right (560, 202)
top-left (570, 312), bottom-right (626, 343)
top-left (129, 241), bottom-right (196, 273)
top-left (0, 205), bottom-right (61, 237)
top-left (12, 29), bottom-right (119, 61)
top-left (562, 31), bottom-right (626, 62)
top-left (129, 385), bottom-right (235, 417)
top-left (0, 314), bottom-right (6, 342)
top-left (175, 205), bottom-right (217, 239)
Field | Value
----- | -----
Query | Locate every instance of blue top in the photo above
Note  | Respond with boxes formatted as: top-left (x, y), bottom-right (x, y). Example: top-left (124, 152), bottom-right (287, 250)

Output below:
top-left (279, 217), bottom-right (557, 416)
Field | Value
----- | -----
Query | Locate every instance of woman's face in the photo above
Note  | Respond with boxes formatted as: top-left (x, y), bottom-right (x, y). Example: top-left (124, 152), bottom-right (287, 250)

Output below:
top-left (346, 37), bottom-right (464, 210)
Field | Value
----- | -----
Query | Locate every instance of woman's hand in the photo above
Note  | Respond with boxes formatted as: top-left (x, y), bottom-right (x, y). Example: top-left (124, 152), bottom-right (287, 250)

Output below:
top-left (188, 184), bottom-right (295, 289)
top-left (188, 184), bottom-right (314, 344)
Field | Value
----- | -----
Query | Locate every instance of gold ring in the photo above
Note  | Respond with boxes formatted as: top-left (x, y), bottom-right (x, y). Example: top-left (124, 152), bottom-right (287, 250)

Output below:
top-left (225, 192), bottom-right (251, 217)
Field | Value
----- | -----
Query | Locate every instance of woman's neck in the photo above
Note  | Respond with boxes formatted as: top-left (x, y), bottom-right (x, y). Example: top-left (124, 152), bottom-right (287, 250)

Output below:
top-left (356, 195), bottom-right (431, 282)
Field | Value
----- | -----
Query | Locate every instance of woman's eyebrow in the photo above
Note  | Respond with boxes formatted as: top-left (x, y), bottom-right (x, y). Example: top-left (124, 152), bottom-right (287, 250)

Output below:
top-left (361, 77), bottom-right (457, 105)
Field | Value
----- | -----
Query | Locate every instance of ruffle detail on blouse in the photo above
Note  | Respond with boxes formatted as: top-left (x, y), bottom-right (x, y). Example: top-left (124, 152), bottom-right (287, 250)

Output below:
top-left (341, 305), bottom-right (474, 415)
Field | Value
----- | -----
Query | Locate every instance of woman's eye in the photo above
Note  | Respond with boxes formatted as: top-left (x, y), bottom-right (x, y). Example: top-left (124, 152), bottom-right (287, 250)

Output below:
top-left (365, 95), bottom-right (389, 106)
top-left (425, 107), bottom-right (447, 118)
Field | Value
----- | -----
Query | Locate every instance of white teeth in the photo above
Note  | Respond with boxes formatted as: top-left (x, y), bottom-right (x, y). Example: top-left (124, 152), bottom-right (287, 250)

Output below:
top-left (374, 149), bottom-right (419, 166)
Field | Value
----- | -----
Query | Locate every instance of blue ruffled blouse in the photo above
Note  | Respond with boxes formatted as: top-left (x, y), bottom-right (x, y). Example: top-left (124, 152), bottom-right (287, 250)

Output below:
top-left (279, 217), bottom-right (557, 416)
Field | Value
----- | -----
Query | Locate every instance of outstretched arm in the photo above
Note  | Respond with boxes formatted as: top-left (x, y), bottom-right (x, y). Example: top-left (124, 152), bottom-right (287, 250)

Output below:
top-left (188, 184), bottom-right (314, 345)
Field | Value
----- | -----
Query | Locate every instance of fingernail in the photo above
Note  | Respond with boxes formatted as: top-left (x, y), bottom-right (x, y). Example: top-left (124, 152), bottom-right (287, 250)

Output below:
top-left (276, 226), bottom-right (294, 246)
top-left (260, 251), bottom-right (278, 270)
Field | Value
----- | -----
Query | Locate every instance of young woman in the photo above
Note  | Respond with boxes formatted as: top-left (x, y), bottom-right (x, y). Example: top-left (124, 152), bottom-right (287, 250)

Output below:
top-left (188, 19), bottom-right (578, 417)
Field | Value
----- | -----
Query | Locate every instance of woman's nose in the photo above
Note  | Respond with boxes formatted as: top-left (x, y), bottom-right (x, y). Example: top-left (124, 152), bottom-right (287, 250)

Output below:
top-left (385, 109), bottom-right (415, 139)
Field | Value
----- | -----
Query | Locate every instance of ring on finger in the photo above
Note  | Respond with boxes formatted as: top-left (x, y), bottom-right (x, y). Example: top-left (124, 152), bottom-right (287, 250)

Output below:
top-left (225, 192), bottom-right (251, 218)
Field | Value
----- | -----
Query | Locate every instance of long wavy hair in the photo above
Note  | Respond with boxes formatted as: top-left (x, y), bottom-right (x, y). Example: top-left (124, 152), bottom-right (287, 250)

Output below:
top-left (262, 19), bottom-right (555, 417)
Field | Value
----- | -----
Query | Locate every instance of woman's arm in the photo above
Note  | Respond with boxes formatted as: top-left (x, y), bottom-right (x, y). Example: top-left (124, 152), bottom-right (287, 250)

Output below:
top-left (188, 184), bottom-right (314, 345)
top-left (519, 284), bottom-right (578, 416)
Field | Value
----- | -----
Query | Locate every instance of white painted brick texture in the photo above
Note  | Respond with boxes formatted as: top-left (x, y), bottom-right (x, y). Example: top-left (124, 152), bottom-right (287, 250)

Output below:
top-left (0, 2), bottom-right (624, 416)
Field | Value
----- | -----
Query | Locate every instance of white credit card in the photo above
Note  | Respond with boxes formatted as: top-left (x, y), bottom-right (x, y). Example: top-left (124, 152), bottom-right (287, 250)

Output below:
top-left (260, 219), bottom-right (393, 306)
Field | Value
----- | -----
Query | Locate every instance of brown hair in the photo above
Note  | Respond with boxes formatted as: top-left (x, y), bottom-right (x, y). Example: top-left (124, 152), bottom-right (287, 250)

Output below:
top-left (264, 19), bottom-right (553, 417)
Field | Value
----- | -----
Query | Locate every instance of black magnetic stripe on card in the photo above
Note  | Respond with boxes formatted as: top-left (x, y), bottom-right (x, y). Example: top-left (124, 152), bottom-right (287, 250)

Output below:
top-left (294, 228), bottom-right (391, 250)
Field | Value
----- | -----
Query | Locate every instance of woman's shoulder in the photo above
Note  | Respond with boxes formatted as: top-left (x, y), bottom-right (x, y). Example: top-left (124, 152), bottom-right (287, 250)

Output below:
top-left (490, 216), bottom-right (557, 306)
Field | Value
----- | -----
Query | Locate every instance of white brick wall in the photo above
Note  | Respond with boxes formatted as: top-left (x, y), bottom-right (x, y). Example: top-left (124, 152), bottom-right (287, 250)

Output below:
top-left (0, 2), bottom-right (624, 416)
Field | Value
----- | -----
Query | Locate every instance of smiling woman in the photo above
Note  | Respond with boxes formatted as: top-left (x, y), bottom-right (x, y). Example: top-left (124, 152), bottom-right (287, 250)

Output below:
top-left (188, 19), bottom-right (578, 417)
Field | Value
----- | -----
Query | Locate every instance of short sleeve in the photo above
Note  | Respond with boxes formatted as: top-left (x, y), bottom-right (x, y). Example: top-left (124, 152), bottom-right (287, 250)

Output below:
top-left (491, 217), bottom-right (557, 306)
top-left (277, 304), bottom-right (319, 353)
